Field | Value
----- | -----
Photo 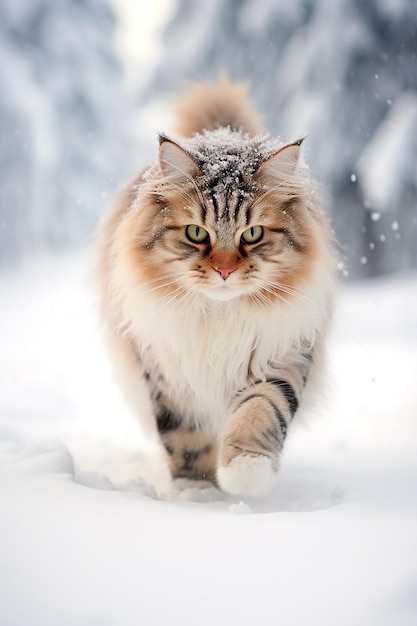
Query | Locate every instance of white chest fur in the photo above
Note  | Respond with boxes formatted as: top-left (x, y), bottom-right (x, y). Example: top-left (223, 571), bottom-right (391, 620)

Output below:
top-left (124, 280), bottom-right (327, 431)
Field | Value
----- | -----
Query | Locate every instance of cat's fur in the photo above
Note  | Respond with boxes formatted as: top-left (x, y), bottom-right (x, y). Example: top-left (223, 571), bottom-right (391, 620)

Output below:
top-left (96, 77), bottom-right (335, 496)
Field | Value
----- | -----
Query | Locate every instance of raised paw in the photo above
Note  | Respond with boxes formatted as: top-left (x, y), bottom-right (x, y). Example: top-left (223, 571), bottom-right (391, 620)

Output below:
top-left (217, 393), bottom-right (285, 496)
top-left (217, 453), bottom-right (277, 496)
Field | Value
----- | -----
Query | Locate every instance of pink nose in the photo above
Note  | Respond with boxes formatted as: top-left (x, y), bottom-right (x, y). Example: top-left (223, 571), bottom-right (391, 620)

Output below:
top-left (215, 267), bottom-right (235, 280)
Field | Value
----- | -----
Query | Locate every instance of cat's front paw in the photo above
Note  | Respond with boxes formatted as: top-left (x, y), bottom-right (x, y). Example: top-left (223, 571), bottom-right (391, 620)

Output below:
top-left (217, 454), bottom-right (277, 497)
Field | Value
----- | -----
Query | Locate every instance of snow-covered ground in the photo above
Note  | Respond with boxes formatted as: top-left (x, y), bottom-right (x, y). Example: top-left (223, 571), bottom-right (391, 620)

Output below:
top-left (1, 254), bottom-right (416, 626)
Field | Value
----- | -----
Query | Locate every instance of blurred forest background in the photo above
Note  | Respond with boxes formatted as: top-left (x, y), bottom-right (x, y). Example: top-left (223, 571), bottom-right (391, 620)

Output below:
top-left (1, 0), bottom-right (416, 279)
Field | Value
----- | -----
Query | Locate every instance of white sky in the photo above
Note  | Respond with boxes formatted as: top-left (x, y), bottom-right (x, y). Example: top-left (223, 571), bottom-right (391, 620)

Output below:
top-left (111, 0), bottom-right (176, 74)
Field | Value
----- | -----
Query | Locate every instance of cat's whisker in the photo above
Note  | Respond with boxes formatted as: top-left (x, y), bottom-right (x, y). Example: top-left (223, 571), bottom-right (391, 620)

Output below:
top-left (253, 281), bottom-right (306, 315)
top-left (259, 278), bottom-right (327, 315)
top-left (151, 293), bottom-right (183, 318)
top-left (169, 289), bottom-right (201, 319)
top-left (139, 272), bottom-right (188, 289)
top-left (138, 280), bottom-right (187, 309)
top-left (151, 285), bottom-right (191, 317)
top-left (250, 291), bottom-right (271, 312)
top-left (136, 271), bottom-right (195, 298)
top-left (139, 278), bottom-right (184, 297)
top-left (261, 289), bottom-right (296, 310)
top-left (256, 276), bottom-right (314, 305)
top-left (247, 292), bottom-right (258, 309)
top-left (170, 290), bottom-right (198, 319)
top-left (139, 274), bottom-right (179, 286)
top-left (245, 284), bottom-right (278, 312)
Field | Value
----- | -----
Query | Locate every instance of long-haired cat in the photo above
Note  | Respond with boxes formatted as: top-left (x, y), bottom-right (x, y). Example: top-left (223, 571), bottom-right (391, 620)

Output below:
top-left (96, 77), bottom-right (335, 497)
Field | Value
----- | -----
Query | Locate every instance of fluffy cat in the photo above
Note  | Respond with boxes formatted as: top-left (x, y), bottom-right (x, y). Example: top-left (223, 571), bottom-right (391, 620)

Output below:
top-left (96, 78), bottom-right (335, 497)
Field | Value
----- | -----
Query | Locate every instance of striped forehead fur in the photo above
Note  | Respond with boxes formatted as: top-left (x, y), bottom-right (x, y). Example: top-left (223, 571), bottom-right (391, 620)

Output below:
top-left (139, 130), bottom-right (309, 242)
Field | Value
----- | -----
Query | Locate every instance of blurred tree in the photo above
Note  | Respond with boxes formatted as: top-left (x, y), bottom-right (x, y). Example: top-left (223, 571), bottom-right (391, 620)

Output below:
top-left (0, 0), bottom-right (129, 263)
top-left (141, 0), bottom-right (417, 278)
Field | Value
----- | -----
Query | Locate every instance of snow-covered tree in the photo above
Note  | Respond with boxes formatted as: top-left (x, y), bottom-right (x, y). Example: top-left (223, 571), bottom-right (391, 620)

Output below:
top-left (0, 0), bottom-right (129, 263)
top-left (141, 0), bottom-right (417, 278)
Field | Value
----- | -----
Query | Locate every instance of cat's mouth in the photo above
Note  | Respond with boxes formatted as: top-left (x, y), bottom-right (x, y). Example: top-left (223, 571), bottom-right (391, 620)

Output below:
top-left (201, 283), bottom-right (245, 302)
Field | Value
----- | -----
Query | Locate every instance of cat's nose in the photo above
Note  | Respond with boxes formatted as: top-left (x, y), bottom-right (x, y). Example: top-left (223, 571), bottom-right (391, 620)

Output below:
top-left (215, 267), bottom-right (236, 281)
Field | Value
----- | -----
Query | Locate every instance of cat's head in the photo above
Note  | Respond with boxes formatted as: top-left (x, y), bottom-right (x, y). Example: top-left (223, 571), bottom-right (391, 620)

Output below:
top-left (117, 129), bottom-right (330, 308)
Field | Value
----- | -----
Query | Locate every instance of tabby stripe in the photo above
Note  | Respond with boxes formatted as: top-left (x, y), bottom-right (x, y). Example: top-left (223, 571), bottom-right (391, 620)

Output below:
top-left (303, 351), bottom-right (314, 363)
top-left (245, 203), bottom-right (252, 225)
top-left (239, 394), bottom-right (288, 441)
top-left (144, 227), bottom-right (167, 250)
top-left (179, 241), bottom-right (201, 255)
top-left (269, 228), bottom-right (289, 234)
top-left (157, 410), bottom-right (182, 432)
top-left (252, 429), bottom-right (279, 455)
top-left (265, 399), bottom-right (288, 440)
top-left (263, 427), bottom-right (281, 447)
top-left (233, 191), bottom-right (245, 220)
top-left (211, 192), bottom-right (220, 219)
top-left (302, 350), bottom-right (314, 385)
top-left (267, 379), bottom-right (299, 417)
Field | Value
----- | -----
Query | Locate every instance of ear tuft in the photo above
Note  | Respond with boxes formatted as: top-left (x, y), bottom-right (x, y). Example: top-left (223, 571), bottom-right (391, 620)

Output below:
top-left (159, 139), bottom-right (200, 182)
top-left (257, 139), bottom-right (305, 182)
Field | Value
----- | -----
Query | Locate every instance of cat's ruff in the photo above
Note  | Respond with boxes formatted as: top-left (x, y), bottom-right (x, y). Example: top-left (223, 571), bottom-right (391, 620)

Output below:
top-left (115, 266), bottom-right (328, 434)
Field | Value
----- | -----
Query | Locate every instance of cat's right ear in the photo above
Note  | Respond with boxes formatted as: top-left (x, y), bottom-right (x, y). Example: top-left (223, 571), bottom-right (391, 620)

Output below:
top-left (158, 138), bottom-right (200, 182)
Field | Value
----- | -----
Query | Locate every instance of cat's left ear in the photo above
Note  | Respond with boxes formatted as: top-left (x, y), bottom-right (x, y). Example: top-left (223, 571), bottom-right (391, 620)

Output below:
top-left (158, 137), bottom-right (200, 182)
top-left (257, 138), bottom-right (304, 182)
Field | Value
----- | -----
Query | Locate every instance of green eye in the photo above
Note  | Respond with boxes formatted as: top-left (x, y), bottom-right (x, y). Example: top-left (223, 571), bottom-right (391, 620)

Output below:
top-left (186, 224), bottom-right (210, 244)
top-left (241, 225), bottom-right (264, 244)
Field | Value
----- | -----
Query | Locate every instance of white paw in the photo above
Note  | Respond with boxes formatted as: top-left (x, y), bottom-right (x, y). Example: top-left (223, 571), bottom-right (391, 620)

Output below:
top-left (217, 454), bottom-right (277, 497)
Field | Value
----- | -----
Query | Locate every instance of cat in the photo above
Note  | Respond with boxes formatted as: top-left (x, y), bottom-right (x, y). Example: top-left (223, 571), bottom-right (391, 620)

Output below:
top-left (96, 77), bottom-right (335, 497)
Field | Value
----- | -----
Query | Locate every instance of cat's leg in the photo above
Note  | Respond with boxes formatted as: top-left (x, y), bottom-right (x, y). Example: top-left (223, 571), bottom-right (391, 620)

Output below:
top-left (217, 355), bottom-right (313, 496)
top-left (103, 326), bottom-right (218, 485)
top-left (156, 410), bottom-right (218, 483)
